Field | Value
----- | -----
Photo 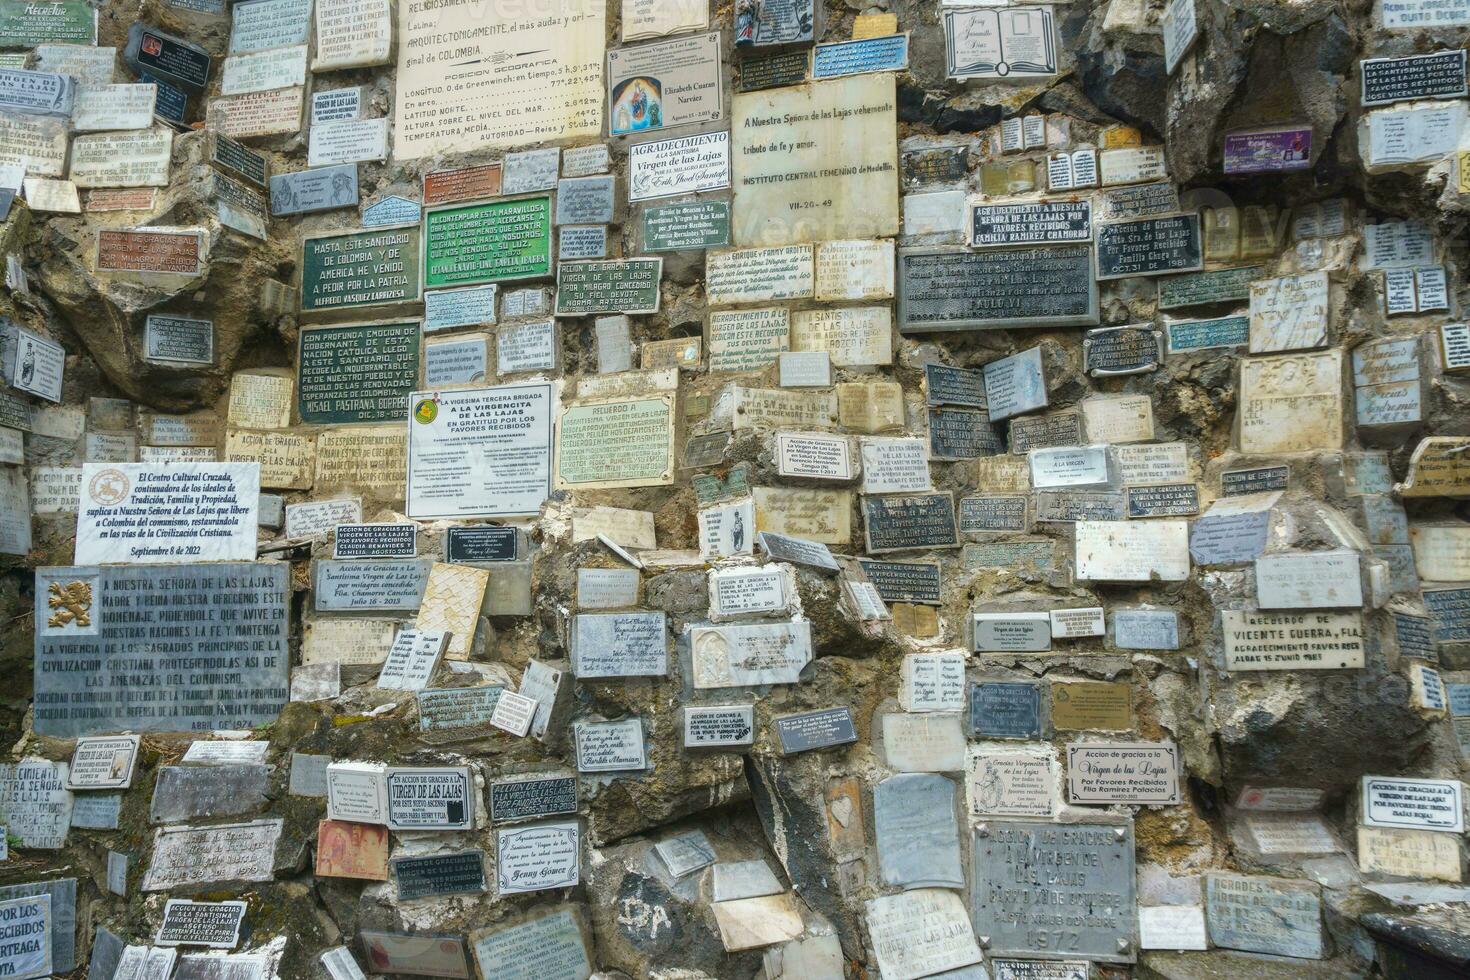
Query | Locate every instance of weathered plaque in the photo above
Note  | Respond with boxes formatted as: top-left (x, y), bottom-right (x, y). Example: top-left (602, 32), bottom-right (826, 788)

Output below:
top-left (737, 48), bottom-right (808, 91)
top-left (866, 891), bottom-right (983, 980)
top-left (142, 819), bottom-right (282, 891)
top-left (731, 74), bottom-right (897, 246)
top-left (469, 910), bottom-right (591, 980)
top-left (874, 773), bottom-right (963, 888)
top-left (1157, 265), bottom-right (1262, 309)
top-left (1221, 610), bottom-right (1365, 670)
top-left (0, 761), bottom-right (70, 848)
top-left (34, 563), bottom-right (288, 737)
top-left (898, 246), bottom-right (1098, 332)
top-left (571, 611), bottom-right (666, 678)
top-left (1166, 314), bottom-right (1248, 353)
top-left (1205, 873), bottom-right (1323, 959)
top-left (972, 821), bottom-right (1137, 963)
top-left (863, 492), bottom-right (958, 553)
top-left (574, 718), bottom-right (647, 772)
top-left (984, 347), bottom-right (1048, 422)
top-left (774, 707), bottom-right (858, 754)
top-left (144, 315), bottom-right (213, 365)
top-left (1083, 324), bottom-right (1162, 376)
top-left (0, 895), bottom-right (50, 980)
top-left (857, 560), bottom-right (942, 606)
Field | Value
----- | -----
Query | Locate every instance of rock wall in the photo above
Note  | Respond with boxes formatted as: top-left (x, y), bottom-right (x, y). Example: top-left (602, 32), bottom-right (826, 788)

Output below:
top-left (0, 0), bottom-right (1468, 978)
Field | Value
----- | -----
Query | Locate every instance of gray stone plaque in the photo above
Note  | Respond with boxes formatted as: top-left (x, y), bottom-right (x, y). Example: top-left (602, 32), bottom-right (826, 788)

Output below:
top-left (392, 851), bottom-right (487, 900)
top-left (70, 794), bottom-right (121, 829)
top-left (654, 830), bottom-right (716, 878)
top-left (313, 559), bottom-right (433, 612)
top-left (362, 195), bottom-right (419, 228)
top-left (774, 707), bottom-right (857, 754)
top-left (488, 774), bottom-right (578, 823)
top-left (149, 765), bottom-right (270, 824)
top-left (1189, 511), bottom-right (1270, 565)
top-left (289, 753), bottom-right (329, 796)
top-left (857, 559), bottom-right (942, 605)
top-left (929, 407), bottom-right (1004, 460)
top-left (1112, 609), bottom-right (1180, 650)
top-left (1156, 265), bottom-right (1263, 309)
top-left (924, 363), bottom-right (988, 408)
top-left (972, 821), bottom-right (1137, 963)
top-left (1034, 491), bottom-right (1126, 523)
top-left (875, 773), bottom-right (963, 889)
top-left (555, 175), bottom-right (614, 226)
top-left (1083, 325), bottom-right (1163, 376)
top-left (570, 611), bottom-right (667, 678)
top-left (898, 246), bottom-right (1099, 333)
top-left (1204, 873), bottom-right (1323, 959)
top-left (0, 879), bottom-right (75, 972)
top-left (984, 347), bottom-right (1048, 422)
top-left (1009, 412), bottom-right (1083, 454)
top-left (144, 315), bottom-right (213, 365)
top-left (33, 564), bottom-right (289, 737)
top-left (417, 687), bottom-right (503, 732)
top-left (757, 530), bottom-right (840, 574)
top-left (268, 164), bottom-right (358, 216)
top-left (969, 682), bottom-right (1042, 739)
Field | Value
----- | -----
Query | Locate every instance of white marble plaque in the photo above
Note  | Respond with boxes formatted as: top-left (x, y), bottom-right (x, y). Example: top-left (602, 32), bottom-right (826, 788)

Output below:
top-left (71, 84), bottom-right (155, 131)
top-left (775, 432), bottom-right (853, 481)
top-left (1222, 610), bottom-right (1365, 670)
top-left (221, 45), bottom-right (306, 95)
top-left (1075, 519), bottom-right (1190, 582)
top-left (690, 621), bottom-right (812, 689)
top-left (1254, 551), bottom-right (1363, 609)
top-left (68, 128), bottom-right (171, 187)
top-left (74, 462), bottom-right (259, 564)
top-left (1249, 272), bottom-right (1329, 354)
top-left (313, 0), bottom-right (392, 71)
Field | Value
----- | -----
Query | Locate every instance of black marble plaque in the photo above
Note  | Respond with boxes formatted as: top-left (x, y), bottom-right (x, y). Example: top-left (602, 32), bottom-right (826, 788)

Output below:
top-left (1096, 213), bottom-right (1202, 280)
top-left (970, 199), bottom-right (1091, 247)
top-left (126, 24), bottom-right (210, 93)
top-left (212, 134), bottom-right (268, 188)
top-left (737, 49), bottom-right (809, 91)
top-left (968, 681), bottom-right (1042, 739)
top-left (1361, 50), bottom-right (1466, 107)
top-left (901, 146), bottom-right (969, 189)
top-left (774, 707), bottom-right (857, 754)
top-left (1083, 325), bottom-right (1163, 376)
top-left (924, 363), bottom-right (988, 408)
top-left (898, 246), bottom-right (1098, 333)
top-left (391, 851), bottom-right (487, 900)
top-left (488, 774), bottom-right (578, 822)
top-left (958, 496), bottom-right (1028, 532)
top-left (1221, 465), bottom-right (1288, 496)
top-left (856, 559), bottom-right (942, 605)
top-left (1395, 612), bottom-right (1437, 662)
top-left (862, 493), bottom-right (959, 553)
top-left (1126, 483), bottom-right (1200, 517)
top-left (928, 407), bottom-right (1004, 460)
top-left (446, 526), bottom-right (518, 563)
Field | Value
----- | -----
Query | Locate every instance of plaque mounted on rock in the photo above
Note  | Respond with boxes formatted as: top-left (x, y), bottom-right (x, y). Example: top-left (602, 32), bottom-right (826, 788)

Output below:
top-left (300, 226), bottom-right (421, 314)
top-left (774, 707), bottom-right (858, 754)
top-left (1095, 213), bottom-right (1202, 279)
top-left (898, 246), bottom-right (1098, 333)
top-left (423, 196), bottom-right (551, 289)
top-left (34, 563), bottom-right (289, 737)
top-left (298, 321), bottom-right (419, 424)
top-left (1083, 324), bottom-right (1163, 377)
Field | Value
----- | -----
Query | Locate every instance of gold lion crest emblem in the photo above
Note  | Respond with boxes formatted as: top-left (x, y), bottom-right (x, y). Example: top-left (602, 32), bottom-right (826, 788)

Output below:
top-left (47, 580), bottom-right (92, 629)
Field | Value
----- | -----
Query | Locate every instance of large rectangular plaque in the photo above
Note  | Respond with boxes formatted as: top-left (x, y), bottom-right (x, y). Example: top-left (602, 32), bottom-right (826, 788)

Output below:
top-left (862, 493), bottom-right (959, 553)
top-left (554, 259), bottom-right (662, 316)
top-left (314, 559), bottom-right (432, 612)
top-left (1361, 50), bottom-right (1467, 106)
top-left (0, 1), bottom-right (94, 46)
top-left (969, 199), bottom-right (1091, 248)
top-left (97, 229), bottom-right (200, 275)
top-left (393, 2), bottom-right (604, 160)
top-left (972, 821), bottom-right (1136, 963)
top-left (406, 384), bottom-right (554, 520)
top-left (423, 197), bottom-right (552, 289)
top-left (897, 246), bottom-right (1099, 332)
top-left (391, 852), bottom-right (486, 901)
top-left (488, 774), bottom-right (577, 823)
top-left (298, 322), bottom-right (419, 424)
top-left (1156, 265), bottom-right (1263, 309)
top-left (857, 559), bottom-right (942, 605)
top-left (300, 226), bottom-right (421, 313)
top-left (33, 563), bottom-right (289, 737)
top-left (555, 395), bottom-right (674, 490)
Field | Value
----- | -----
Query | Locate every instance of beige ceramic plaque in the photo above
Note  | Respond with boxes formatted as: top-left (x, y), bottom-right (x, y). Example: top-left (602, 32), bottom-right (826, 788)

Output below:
top-left (555, 395), bottom-right (675, 490)
top-left (790, 307), bottom-right (893, 367)
top-left (225, 427), bottom-right (315, 489)
top-left (228, 372), bottom-right (294, 429)
top-left (753, 487), bottom-right (852, 544)
top-left (1357, 826), bottom-right (1462, 882)
top-left (731, 74), bottom-right (899, 247)
top-left (314, 425), bottom-right (407, 500)
top-left (415, 562), bottom-right (490, 659)
top-left (302, 618), bottom-right (399, 665)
